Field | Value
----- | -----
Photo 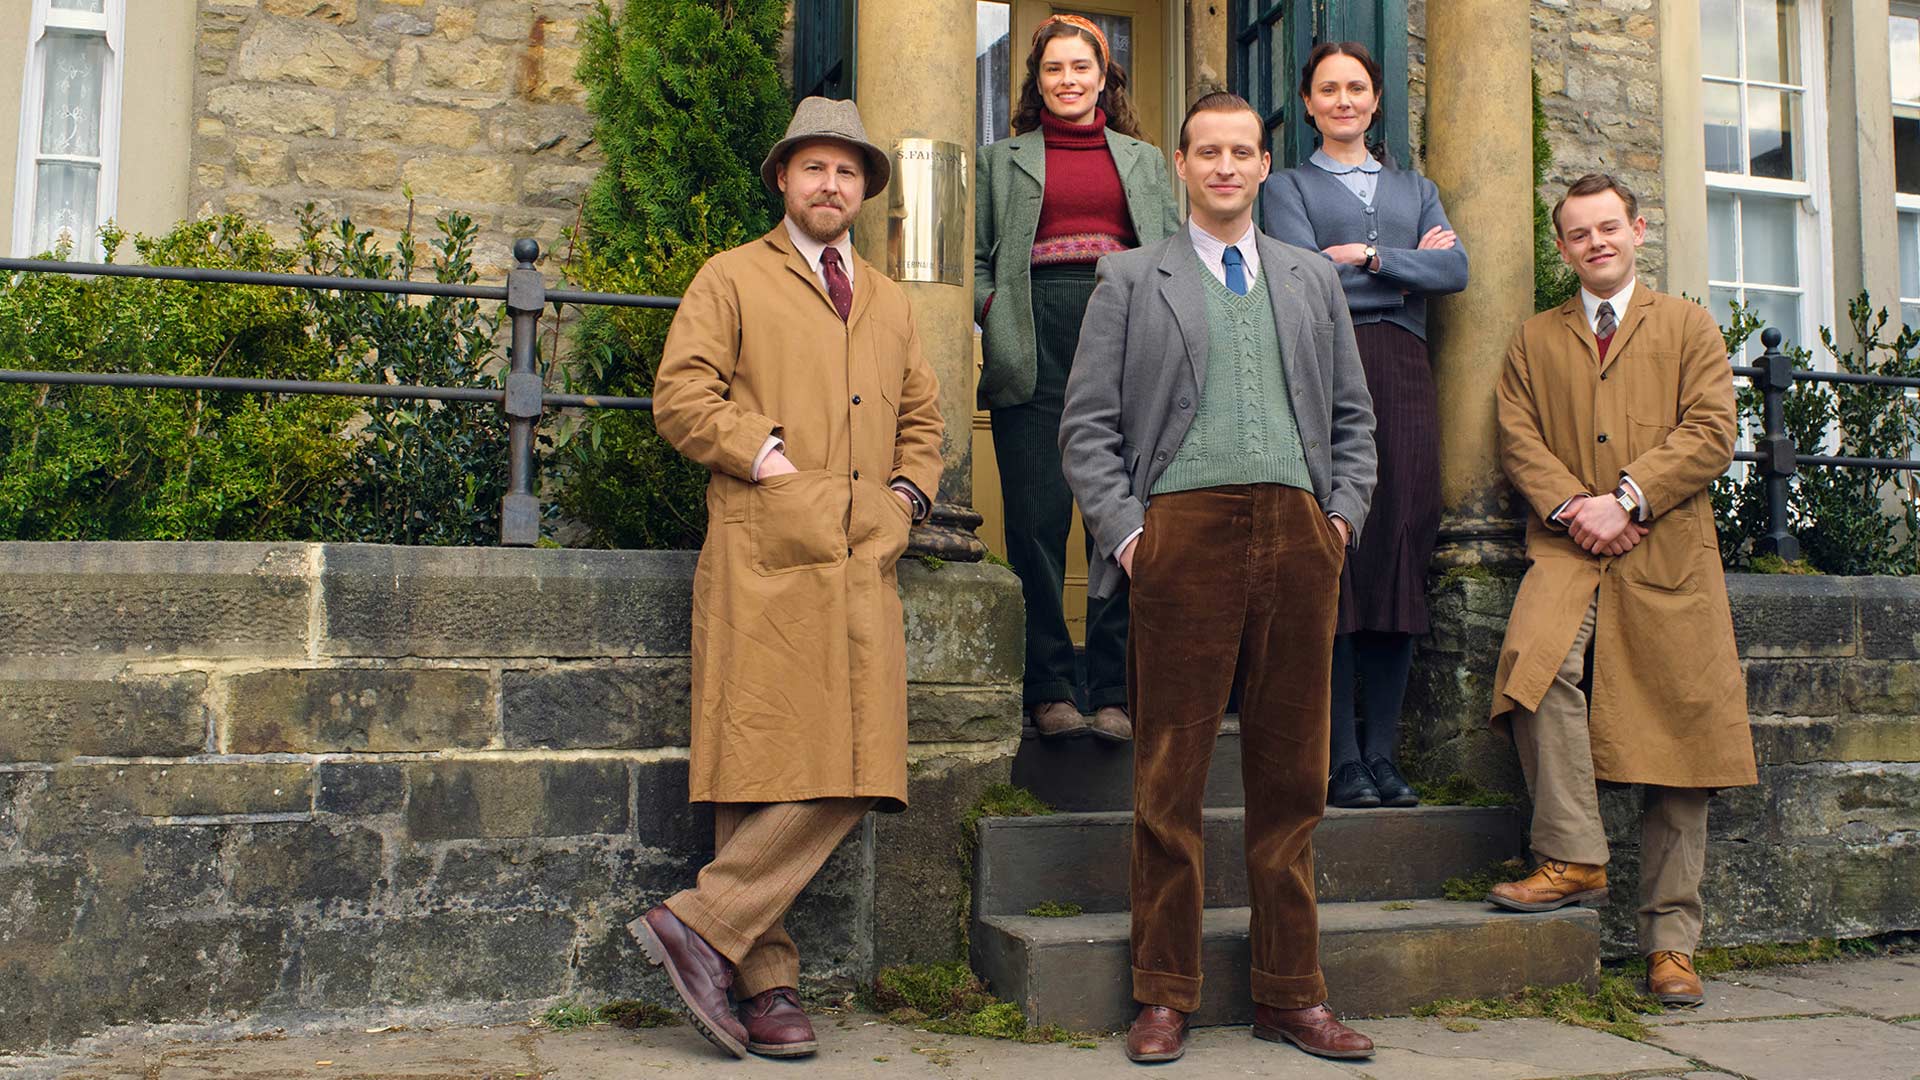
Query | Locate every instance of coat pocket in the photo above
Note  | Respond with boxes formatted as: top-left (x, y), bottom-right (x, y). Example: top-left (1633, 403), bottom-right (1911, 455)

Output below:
top-left (749, 470), bottom-right (848, 575)
top-left (1616, 507), bottom-right (1700, 594)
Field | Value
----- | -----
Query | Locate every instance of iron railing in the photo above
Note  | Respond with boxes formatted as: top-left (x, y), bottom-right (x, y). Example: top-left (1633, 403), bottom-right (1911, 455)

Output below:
top-left (1730, 327), bottom-right (1920, 561)
top-left (0, 238), bottom-right (678, 546)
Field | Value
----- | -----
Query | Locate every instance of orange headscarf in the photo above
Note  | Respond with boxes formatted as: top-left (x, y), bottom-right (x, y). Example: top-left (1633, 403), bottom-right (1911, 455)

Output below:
top-left (1031, 13), bottom-right (1110, 68)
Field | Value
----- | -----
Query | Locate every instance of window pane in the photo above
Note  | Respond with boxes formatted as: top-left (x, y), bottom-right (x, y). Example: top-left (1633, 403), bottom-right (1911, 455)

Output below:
top-left (39, 30), bottom-right (108, 158)
top-left (1710, 285), bottom-right (1742, 328)
top-left (1894, 16), bottom-right (1920, 102)
top-left (1741, 194), bottom-right (1799, 286)
top-left (1744, 288), bottom-right (1802, 356)
top-left (30, 160), bottom-right (99, 256)
top-left (1747, 87), bottom-right (1801, 179)
top-left (51, 0), bottom-right (107, 10)
top-left (1708, 190), bottom-right (1738, 282)
top-left (976, 2), bottom-right (1010, 146)
top-left (1744, 0), bottom-right (1797, 84)
top-left (1903, 303), bottom-right (1920, 331)
top-left (1901, 211), bottom-right (1920, 300)
top-left (1702, 0), bottom-right (1739, 77)
top-left (1897, 111), bottom-right (1920, 196)
top-left (1704, 82), bottom-right (1743, 173)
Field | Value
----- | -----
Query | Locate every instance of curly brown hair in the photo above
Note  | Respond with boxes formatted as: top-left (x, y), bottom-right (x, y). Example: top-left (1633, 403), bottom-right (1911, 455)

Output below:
top-left (1010, 22), bottom-right (1144, 140)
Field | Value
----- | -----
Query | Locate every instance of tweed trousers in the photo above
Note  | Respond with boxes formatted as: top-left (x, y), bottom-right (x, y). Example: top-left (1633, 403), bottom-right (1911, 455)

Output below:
top-left (1128, 484), bottom-right (1345, 1012)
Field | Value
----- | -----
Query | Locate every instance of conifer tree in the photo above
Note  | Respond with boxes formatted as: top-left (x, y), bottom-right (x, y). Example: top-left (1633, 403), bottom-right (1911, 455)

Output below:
top-left (559, 0), bottom-right (791, 548)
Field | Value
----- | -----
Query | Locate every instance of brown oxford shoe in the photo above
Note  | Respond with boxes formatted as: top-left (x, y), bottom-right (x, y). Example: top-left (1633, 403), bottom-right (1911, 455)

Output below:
top-left (1252, 1002), bottom-right (1375, 1060)
top-left (1487, 859), bottom-right (1609, 912)
top-left (1126, 1004), bottom-right (1189, 1063)
top-left (1090, 705), bottom-right (1134, 742)
top-left (1647, 950), bottom-right (1706, 1007)
top-left (1029, 700), bottom-right (1090, 738)
top-left (740, 986), bottom-right (818, 1057)
top-left (630, 905), bottom-right (748, 1058)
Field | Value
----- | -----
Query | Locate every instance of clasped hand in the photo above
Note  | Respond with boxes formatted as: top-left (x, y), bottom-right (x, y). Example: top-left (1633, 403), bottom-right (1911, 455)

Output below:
top-left (1564, 494), bottom-right (1649, 556)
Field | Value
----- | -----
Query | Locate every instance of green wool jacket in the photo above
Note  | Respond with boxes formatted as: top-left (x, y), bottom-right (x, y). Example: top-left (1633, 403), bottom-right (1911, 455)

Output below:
top-left (973, 127), bottom-right (1180, 410)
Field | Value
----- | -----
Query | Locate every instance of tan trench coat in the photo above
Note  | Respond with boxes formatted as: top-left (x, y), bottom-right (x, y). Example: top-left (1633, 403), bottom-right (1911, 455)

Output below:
top-left (1491, 286), bottom-right (1758, 789)
top-left (652, 224), bottom-right (944, 811)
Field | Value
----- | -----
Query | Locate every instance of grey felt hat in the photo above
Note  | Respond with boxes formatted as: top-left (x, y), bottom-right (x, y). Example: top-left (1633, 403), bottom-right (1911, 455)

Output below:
top-left (760, 96), bottom-right (890, 199)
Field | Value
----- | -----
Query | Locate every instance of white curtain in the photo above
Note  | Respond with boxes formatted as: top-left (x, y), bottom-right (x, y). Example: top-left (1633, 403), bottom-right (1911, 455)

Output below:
top-left (29, 28), bottom-right (107, 256)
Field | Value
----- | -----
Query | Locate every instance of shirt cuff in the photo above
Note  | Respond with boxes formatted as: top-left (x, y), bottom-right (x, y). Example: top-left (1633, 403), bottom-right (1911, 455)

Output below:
top-left (1620, 474), bottom-right (1650, 521)
top-left (1549, 494), bottom-right (1588, 530)
top-left (889, 478), bottom-right (929, 522)
top-left (750, 435), bottom-right (784, 481)
top-left (1117, 526), bottom-right (1144, 561)
top-left (1327, 512), bottom-right (1354, 548)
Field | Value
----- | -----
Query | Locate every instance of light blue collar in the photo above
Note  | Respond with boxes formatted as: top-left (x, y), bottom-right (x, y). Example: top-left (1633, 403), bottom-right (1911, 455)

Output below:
top-left (1310, 148), bottom-right (1382, 175)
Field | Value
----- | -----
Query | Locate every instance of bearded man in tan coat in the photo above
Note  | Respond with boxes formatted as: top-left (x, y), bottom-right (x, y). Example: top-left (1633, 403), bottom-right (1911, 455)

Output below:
top-left (631, 97), bottom-right (944, 1061)
top-left (1488, 174), bottom-right (1757, 1008)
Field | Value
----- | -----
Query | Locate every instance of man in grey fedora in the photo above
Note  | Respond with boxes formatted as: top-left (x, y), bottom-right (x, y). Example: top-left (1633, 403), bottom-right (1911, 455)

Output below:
top-left (631, 96), bottom-right (944, 1060)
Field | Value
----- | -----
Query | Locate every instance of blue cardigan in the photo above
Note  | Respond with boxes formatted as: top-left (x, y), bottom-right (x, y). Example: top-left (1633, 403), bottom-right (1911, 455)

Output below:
top-left (1259, 162), bottom-right (1469, 343)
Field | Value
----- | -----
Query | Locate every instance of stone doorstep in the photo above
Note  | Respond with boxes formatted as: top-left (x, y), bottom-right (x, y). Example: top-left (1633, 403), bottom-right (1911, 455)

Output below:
top-left (973, 804), bottom-right (1523, 916)
top-left (971, 900), bottom-right (1601, 1032)
top-left (1011, 718), bottom-right (1244, 811)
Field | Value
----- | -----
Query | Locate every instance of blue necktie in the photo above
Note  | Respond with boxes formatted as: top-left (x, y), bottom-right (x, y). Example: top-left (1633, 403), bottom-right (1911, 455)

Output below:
top-left (1221, 245), bottom-right (1248, 296)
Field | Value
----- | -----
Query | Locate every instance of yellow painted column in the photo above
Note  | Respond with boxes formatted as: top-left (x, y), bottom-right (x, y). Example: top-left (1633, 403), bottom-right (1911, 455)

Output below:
top-left (1425, 0), bottom-right (1535, 564)
top-left (853, 0), bottom-right (984, 559)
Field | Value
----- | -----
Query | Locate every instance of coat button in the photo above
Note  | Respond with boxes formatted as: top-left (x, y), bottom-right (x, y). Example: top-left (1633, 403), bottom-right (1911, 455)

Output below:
top-left (1367, 230), bottom-right (1378, 240)
top-left (852, 395), bottom-right (861, 405)
top-left (1598, 433), bottom-right (1609, 443)
top-left (1178, 397), bottom-right (1190, 409)
top-left (1156, 450), bottom-right (1168, 461)
top-left (1364, 206), bottom-right (1375, 215)
top-left (853, 469), bottom-right (861, 480)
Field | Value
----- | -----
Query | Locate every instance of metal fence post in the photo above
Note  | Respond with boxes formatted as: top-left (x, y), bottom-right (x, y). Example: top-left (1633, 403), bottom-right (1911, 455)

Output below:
top-left (1756, 327), bottom-right (1801, 561)
top-left (501, 238), bottom-right (546, 546)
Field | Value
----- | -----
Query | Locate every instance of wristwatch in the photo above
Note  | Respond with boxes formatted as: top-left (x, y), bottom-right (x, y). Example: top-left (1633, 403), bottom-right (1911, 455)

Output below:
top-left (1613, 485), bottom-right (1639, 517)
top-left (1363, 245), bottom-right (1380, 273)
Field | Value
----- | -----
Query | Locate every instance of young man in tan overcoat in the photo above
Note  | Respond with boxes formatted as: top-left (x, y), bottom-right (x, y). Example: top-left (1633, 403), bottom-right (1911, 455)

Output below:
top-left (1488, 173), bottom-right (1757, 1007)
top-left (632, 97), bottom-right (944, 1060)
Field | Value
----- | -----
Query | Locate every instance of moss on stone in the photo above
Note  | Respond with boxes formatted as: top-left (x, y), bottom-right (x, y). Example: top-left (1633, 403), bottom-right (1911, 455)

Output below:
top-left (1414, 773), bottom-right (1519, 807)
top-left (1749, 555), bottom-right (1823, 575)
top-left (1694, 936), bottom-right (1878, 976)
top-left (1025, 900), bottom-right (1083, 918)
top-left (1413, 968), bottom-right (1661, 1041)
top-left (1439, 857), bottom-right (1530, 902)
top-left (538, 998), bottom-right (679, 1031)
top-left (865, 962), bottom-right (1079, 1042)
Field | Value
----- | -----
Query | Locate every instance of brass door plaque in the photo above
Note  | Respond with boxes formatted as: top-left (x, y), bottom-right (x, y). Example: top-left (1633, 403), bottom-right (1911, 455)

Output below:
top-left (888, 138), bottom-right (968, 285)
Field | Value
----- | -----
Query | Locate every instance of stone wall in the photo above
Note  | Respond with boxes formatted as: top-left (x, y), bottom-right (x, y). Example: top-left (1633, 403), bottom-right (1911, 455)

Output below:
top-left (190, 0), bottom-right (601, 275)
top-left (0, 542), bottom-right (1022, 1055)
top-left (1410, 570), bottom-right (1920, 957)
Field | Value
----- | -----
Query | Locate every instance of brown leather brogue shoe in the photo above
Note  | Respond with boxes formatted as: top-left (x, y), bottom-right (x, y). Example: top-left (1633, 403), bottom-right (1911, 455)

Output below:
top-left (630, 906), bottom-right (749, 1058)
top-left (1090, 705), bottom-right (1133, 742)
top-left (1029, 700), bottom-right (1090, 739)
top-left (1126, 1005), bottom-right (1189, 1063)
top-left (1252, 1003), bottom-right (1375, 1060)
top-left (1647, 950), bottom-right (1705, 1007)
top-left (740, 986), bottom-right (818, 1057)
top-left (1487, 859), bottom-right (1609, 912)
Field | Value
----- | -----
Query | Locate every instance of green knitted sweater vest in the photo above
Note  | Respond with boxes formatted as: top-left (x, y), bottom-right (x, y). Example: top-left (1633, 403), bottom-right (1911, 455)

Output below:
top-left (1152, 264), bottom-right (1312, 496)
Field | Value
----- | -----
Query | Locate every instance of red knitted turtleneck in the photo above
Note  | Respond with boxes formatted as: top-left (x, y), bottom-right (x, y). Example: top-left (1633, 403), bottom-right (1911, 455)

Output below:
top-left (1033, 108), bottom-right (1137, 264)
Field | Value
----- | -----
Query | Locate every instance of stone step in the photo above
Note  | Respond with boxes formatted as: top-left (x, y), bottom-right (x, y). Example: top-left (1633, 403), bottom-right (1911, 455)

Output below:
top-left (971, 900), bottom-right (1601, 1032)
top-left (973, 804), bottom-right (1522, 916)
top-left (1010, 718), bottom-right (1243, 811)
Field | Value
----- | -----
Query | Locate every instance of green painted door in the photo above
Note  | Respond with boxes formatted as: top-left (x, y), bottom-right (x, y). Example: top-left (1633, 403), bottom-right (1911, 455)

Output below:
top-left (1228, 0), bottom-right (1409, 169)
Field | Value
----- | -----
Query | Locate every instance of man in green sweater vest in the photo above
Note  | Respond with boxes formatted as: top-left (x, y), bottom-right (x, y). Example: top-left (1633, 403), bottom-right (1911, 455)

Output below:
top-left (1060, 93), bottom-right (1378, 1066)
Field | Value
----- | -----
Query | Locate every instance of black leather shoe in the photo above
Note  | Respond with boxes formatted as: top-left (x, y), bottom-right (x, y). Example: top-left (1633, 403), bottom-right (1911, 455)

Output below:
top-left (1365, 756), bottom-right (1419, 807)
top-left (1327, 761), bottom-right (1381, 808)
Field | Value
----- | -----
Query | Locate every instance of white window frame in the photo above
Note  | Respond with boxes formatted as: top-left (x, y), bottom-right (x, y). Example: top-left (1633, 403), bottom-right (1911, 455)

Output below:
top-left (1895, 5), bottom-right (1920, 327)
top-left (10, 0), bottom-right (125, 261)
top-left (1702, 0), bottom-right (1834, 367)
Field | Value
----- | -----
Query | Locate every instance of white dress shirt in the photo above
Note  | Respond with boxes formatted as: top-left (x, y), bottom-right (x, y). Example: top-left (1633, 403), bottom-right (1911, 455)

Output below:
top-left (1186, 217), bottom-right (1261, 290)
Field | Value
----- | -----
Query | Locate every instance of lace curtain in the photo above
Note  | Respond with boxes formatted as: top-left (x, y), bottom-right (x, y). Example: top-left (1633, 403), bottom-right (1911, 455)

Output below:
top-left (28, 3), bottom-right (109, 257)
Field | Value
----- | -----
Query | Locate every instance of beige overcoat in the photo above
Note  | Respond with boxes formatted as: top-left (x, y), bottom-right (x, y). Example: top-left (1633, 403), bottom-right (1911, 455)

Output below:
top-left (1491, 285), bottom-right (1758, 789)
top-left (652, 224), bottom-right (945, 812)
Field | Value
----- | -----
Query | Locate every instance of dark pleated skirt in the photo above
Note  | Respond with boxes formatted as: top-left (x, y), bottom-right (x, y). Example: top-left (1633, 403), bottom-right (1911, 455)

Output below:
top-left (1336, 322), bottom-right (1442, 636)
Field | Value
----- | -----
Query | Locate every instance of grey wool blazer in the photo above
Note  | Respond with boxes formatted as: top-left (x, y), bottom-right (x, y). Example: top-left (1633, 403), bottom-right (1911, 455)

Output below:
top-left (1058, 226), bottom-right (1379, 601)
top-left (973, 128), bottom-right (1180, 409)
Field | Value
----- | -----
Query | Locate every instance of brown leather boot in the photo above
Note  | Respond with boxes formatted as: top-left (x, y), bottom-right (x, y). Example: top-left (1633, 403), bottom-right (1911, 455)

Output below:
top-left (1647, 950), bottom-right (1705, 1007)
top-left (740, 986), bottom-right (818, 1057)
top-left (1090, 704), bottom-right (1133, 742)
top-left (1029, 700), bottom-right (1090, 738)
top-left (1125, 1005), bottom-right (1189, 1063)
top-left (1252, 1003), bottom-right (1375, 1059)
top-left (630, 906), bottom-right (748, 1058)
top-left (1487, 859), bottom-right (1609, 912)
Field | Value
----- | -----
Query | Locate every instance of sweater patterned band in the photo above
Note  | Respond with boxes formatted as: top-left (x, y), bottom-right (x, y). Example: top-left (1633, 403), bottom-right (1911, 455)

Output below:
top-left (1032, 13), bottom-right (1110, 68)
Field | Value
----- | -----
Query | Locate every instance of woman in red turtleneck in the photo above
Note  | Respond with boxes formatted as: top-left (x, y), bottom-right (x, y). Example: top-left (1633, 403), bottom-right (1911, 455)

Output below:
top-left (974, 15), bottom-right (1178, 744)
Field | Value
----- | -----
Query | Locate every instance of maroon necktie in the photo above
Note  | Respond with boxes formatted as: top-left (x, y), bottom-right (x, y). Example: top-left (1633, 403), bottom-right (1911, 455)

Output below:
top-left (820, 247), bottom-right (852, 322)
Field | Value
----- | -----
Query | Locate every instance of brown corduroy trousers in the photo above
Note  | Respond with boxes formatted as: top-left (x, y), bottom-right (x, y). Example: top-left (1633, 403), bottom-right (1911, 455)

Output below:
top-left (1128, 485), bottom-right (1346, 1013)
top-left (663, 797), bottom-right (872, 996)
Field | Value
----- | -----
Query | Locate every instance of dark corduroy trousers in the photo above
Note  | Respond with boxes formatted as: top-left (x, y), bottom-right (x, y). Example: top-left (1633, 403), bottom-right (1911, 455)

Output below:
top-left (1127, 484), bottom-right (1343, 1013)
